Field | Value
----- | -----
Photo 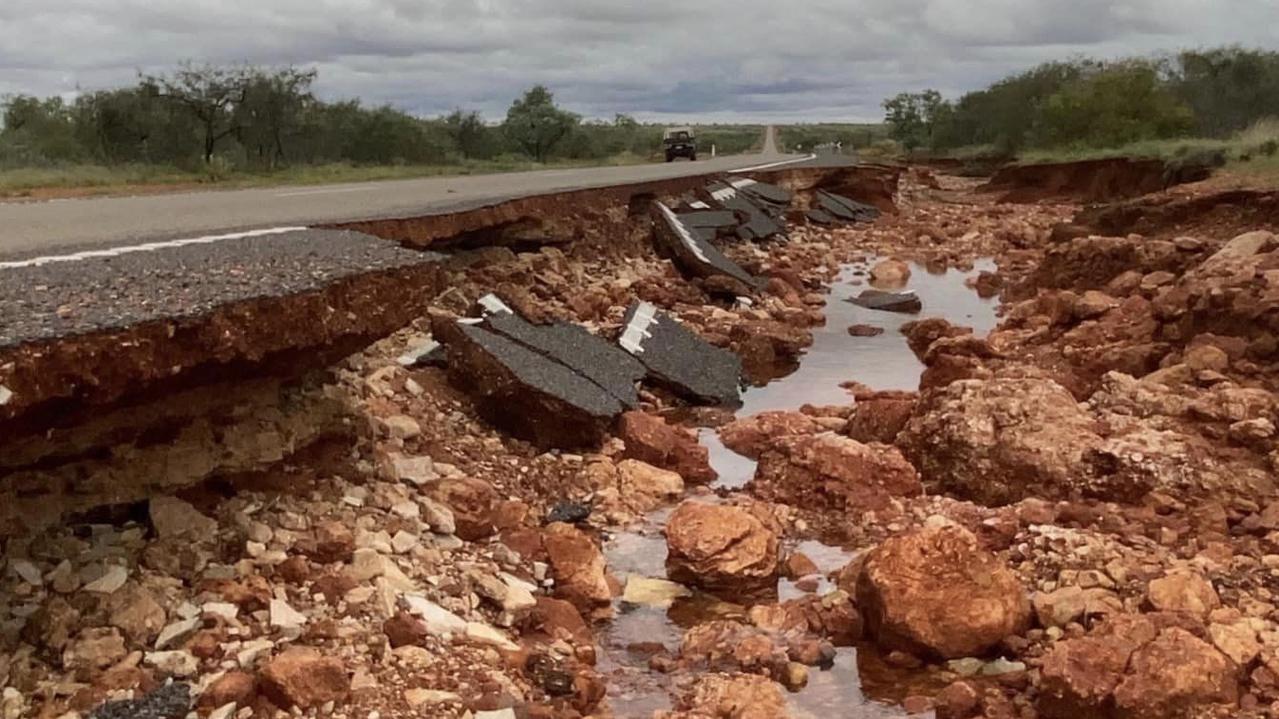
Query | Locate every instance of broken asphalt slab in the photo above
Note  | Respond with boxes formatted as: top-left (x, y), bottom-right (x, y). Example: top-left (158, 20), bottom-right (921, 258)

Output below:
top-left (651, 203), bottom-right (762, 295)
top-left (706, 181), bottom-right (787, 241)
top-left (619, 300), bottom-right (742, 407)
top-left (848, 289), bottom-right (923, 314)
top-left (815, 190), bottom-right (881, 224)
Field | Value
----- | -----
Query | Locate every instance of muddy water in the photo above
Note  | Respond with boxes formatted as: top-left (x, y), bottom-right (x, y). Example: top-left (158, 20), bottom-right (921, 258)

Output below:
top-left (600, 259), bottom-right (998, 717)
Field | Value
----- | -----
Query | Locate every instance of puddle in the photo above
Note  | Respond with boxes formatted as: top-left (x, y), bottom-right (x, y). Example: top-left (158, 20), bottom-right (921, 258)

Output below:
top-left (597, 259), bottom-right (995, 716)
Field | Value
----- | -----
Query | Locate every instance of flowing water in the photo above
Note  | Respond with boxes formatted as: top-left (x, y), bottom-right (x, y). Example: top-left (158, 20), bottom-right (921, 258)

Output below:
top-left (599, 259), bottom-right (1000, 717)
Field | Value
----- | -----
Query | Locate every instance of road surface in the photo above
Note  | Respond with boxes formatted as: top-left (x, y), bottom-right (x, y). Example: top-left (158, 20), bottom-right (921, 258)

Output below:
top-left (0, 139), bottom-right (803, 260)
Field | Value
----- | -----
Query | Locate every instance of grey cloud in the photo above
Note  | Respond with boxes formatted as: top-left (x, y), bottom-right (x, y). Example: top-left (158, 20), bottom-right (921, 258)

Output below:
top-left (1, 0), bottom-right (1277, 121)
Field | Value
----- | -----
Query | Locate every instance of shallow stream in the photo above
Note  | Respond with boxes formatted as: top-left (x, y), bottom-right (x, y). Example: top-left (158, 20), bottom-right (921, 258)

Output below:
top-left (599, 259), bottom-right (999, 717)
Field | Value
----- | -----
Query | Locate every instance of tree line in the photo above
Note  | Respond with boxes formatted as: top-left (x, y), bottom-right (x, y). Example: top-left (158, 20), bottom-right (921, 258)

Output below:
top-left (882, 46), bottom-right (1279, 155)
top-left (0, 63), bottom-right (761, 171)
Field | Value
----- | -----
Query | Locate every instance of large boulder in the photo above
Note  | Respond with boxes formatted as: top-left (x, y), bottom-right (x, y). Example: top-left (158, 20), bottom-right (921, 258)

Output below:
top-left (665, 501), bottom-right (780, 600)
top-left (426, 477), bottom-right (497, 540)
top-left (752, 433), bottom-right (921, 511)
top-left (845, 390), bottom-right (917, 444)
top-left (658, 672), bottom-right (788, 719)
top-left (899, 377), bottom-right (1152, 505)
top-left (856, 525), bottom-right (1030, 659)
top-left (617, 411), bottom-right (716, 483)
top-left (1038, 634), bottom-right (1138, 718)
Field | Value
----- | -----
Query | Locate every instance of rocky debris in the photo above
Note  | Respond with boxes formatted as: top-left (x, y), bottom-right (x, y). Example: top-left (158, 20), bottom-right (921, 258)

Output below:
top-left (652, 202), bottom-right (762, 294)
top-left (856, 525), bottom-right (1030, 659)
top-left (752, 432), bottom-right (922, 511)
top-left (706, 178), bottom-right (789, 241)
top-left (1145, 569), bottom-right (1220, 618)
top-left (617, 410), bottom-right (717, 483)
top-left (848, 289), bottom-right (922, 313)
top-left (899, 377), bottom-right (1157, 505)
top-left (845, 389), bottom-right (917, 444)
top-left (869, 258), bottom-right (912, 288)
top-left (658, 672), bottom-right (788, 719)
top-left (150, 496), bottom-right (218, 539)
top-left (259, 647), bottom-right (351, 709)
top-left (900, 317), bottom-right (973, 358)
top-left (619, 301), bottom-right (743, 406)
top-left (666, 500), bottom-right (780, 600)
top-left (719, 410), bottom-right (825, 459)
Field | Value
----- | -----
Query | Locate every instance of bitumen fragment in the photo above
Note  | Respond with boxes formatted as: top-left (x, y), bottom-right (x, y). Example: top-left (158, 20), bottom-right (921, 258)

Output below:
top-left (90, 683), bottom-right (190, 719)
top-left (806, 208), bottom-right (838, 225)
top-left (706, 181), bottom-right (786, 241)
top-left (816, 190), bottom-right (881, 223)
top-left (677, 210), bottom-right (740, 242)
top-left (618, 300), bottom-right (742, 406)
top-left (651, 203), bottom-right (761, 293)
top-left (484, 309), bottom-right (646, 407)
top-left (848, 289), bottom-right (923, 313)
top-left (446, 322), bottom-right (627, 448)
top-left (728, 176), bottom-right (793, 207)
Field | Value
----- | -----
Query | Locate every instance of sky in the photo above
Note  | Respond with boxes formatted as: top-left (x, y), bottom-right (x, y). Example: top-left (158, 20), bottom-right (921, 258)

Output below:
top-left (1, 0), bottom-right (1277, 123)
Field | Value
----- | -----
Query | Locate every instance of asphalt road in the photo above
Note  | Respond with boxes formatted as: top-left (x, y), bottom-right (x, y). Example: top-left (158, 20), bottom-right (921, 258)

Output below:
top-left (0, 142), bottom-right (803, 261)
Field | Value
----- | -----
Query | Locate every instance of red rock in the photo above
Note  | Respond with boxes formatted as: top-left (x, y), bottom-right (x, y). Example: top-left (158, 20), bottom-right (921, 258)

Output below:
top-left (543, 522), bottom-right (612, 610)
top-left (1146, 570), bottom-right (1220, 618)
top-left (1112, 628), bottom-right (1239, 719)
top-left (870, 258), bottom-right (912, 288)
top-left (427, 477), bottom-right (498, 540)
top-left (848, 324), bottom-right (885, 337)
top-left (782, 552), bottom-right (819, 579)
top-left (719, 411), bottom-right (823, 459)
top-left (525, 597), bottom-right (593, 644)
top-left (856, 525), bottom-right (1030, 659)
top-left (900, 318), bottom-right (973, 358)
top-left (660, 672), bottom-right (787, 719)
top-left (752, 433), bottom-right (921, 511)
top-left (312, 521), bottom-right (355, 564)
top-left (383, 611), bottom-right (430, 648)
top-left (259, 647), bottom-right (350, 709)
top-left (198, 670), bottom-right (256, 708)
top-left (845, 391), bottom-right (917, 444)
top-left (209, 575), bottom-right (273, 611)
top-left (276, 556), bottom-right (311, 585)
top-left (934, 680), bottom-right (981, 719)
top-left (666, 501), bottom-right (779, 600)
top-left (618, 411), bottom-right (717, 483)
top-left (1038, 634), bottom-right (1137, 718)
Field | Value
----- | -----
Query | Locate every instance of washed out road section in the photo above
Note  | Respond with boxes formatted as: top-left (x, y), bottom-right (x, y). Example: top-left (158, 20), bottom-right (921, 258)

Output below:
top-left (0, 150), bottom-right (804, 260)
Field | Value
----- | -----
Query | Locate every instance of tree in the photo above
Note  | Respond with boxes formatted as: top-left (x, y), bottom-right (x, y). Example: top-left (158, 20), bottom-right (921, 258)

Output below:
top-left (504, 85), bottom-right (578, 162)
top-left (233, 67), bottom-right (317, 168)
top-left (882, 90), bottom-right (947, 151)
top-left (444, 110), bottom-right (489, 159)
top-left (1036, 60), bottom-right (1194, 148)
top-left (146, 62), bottom-right (255, 164)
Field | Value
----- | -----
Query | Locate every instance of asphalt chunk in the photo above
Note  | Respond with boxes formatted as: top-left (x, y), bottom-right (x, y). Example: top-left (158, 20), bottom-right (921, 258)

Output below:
top-left (677, 210), bottom-right (740, 243)
top-left (445, 322), bottom-right (626, 448)
top-left (651, 202), bottom-right (761, 294)
top-left (816, 190), bottom-right (881, 223)
top-left (707, 181), bottom-right (786, 240)
top-left (728, 176), bottom-right (793, 207)
top-left (0, 229), bottom-right (445, 349)
top-left (619, 300), bottom-right (742, 406)
top-left (484, 310), bottom-right (645, 408)
top-left (90, 683), bottom-right (190, 719)
top-left (848, 289), bottom-right (923, 314)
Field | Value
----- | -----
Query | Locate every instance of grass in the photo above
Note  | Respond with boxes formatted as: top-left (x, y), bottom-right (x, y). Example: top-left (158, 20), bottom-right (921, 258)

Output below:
top-left (0, 153), bottom-right (660, 199)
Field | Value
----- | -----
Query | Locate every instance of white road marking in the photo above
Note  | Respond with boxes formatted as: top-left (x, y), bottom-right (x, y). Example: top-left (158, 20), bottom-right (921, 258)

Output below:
top-left (478, 294), bottom-right (514, 315)
top-left (731, 154), bottom-right (817, 173)
top-left (656, 203), bottom-right (709, 264)
top-left (274, 185), bottom-right (380, 198)
top-left (0, 385), bottom-right (11, 406)
top-left (619, 301), bottom-right (658, 354)
top-left (0, 226), bottom-right (307, 270)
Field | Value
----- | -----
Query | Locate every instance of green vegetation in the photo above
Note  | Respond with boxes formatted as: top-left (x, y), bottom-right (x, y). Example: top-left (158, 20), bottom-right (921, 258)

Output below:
top-left (0, 63), bottom-right (769, 194)
top-left (881, 46), bottom-right (1279, 170)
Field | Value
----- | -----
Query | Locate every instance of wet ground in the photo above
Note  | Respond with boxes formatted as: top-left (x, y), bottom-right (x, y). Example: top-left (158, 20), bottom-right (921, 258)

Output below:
top-left (598, 258), bottom-right (998, 717)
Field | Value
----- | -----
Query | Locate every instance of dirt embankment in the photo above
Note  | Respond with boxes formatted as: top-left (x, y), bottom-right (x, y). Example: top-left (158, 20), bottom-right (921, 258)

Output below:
top-left (979, 156), bottom-right (1214, 203)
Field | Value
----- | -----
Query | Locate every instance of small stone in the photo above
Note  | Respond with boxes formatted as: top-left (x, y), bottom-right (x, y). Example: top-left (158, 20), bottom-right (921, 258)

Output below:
top-left (155, 617), bottom-right (202, 650)
top-left (383, 415), bottom-right (422, 439)
top-left (150, 496), bottom-right (218, 539)
top-left (269, 599), bottom-right (308, 631)
top-left (83, 565), bottom-right (128, 594)
top-left (391, 531), bottom-right (419, 554)
top-left (146, 649), bottom-right (199, 677)
top-left (465, 621), bottom-right (519, 651)
top-left (404, 689), bottom-right (461, 707)
top-left (621, 577), bottom-right (692, 608)
top-left (259, 647), bottom-right (350, 709)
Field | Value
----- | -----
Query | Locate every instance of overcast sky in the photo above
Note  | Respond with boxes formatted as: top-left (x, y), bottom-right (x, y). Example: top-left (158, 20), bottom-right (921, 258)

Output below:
top-left (2, 1), bottom-right (1277, 123)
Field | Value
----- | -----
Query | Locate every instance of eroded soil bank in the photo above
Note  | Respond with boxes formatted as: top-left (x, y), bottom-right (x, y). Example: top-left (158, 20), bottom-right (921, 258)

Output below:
top-left (4, 167), bottom-right (1279, 719)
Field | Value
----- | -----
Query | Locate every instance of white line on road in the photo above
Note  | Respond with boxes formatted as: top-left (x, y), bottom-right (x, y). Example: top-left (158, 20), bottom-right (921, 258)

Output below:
top-left (0, 226), bottom-right (307, 270)
top-left (274, 185), bottom-right (380, 197)
top-left (731, 154), bottom-right (818, 173)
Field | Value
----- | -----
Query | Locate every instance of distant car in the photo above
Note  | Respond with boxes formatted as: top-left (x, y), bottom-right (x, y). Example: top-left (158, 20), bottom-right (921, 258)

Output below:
top-left (663, 127), bottom-right (697, 162)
